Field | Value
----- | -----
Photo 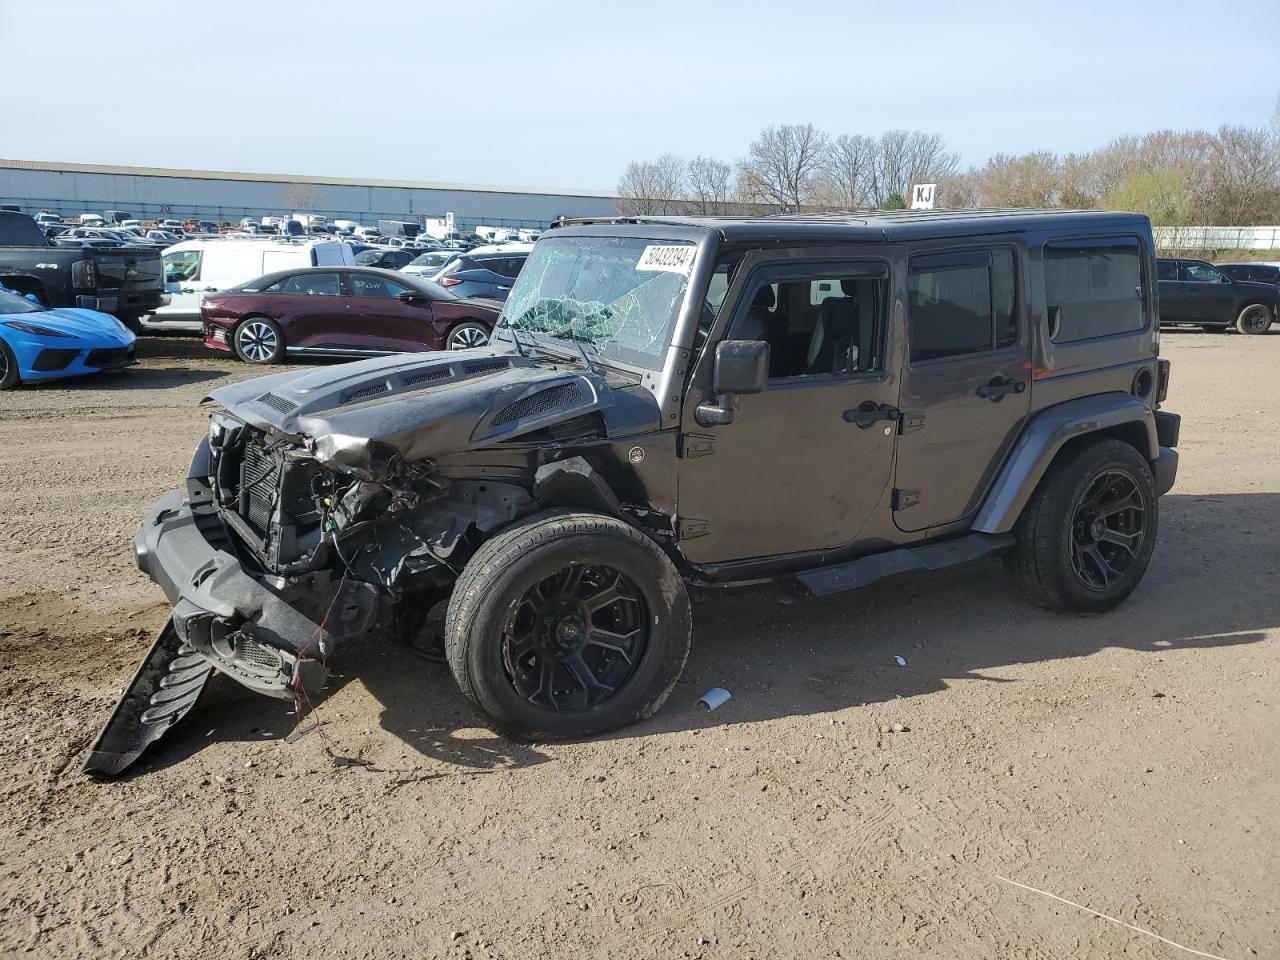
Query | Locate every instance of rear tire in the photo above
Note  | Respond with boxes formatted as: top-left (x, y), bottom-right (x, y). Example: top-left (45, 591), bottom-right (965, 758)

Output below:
top-left (1236, 304), bottom-right (1273, 335)
top-left (445, 511), bottom-right (692, 740)
top-left (445, 320), bottom-right (490, 350)
top-left (1007, 438), bottom-right (1158, 613)
top-left (0, 339), bottom-right (20, 390)
top-left (233, 316), bottom-right (285, 364)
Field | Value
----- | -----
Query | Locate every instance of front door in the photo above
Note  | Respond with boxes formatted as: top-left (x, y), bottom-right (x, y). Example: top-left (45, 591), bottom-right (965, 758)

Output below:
top-left (678, 256), bottom-right (898, 565)
top-left (1177, 261), bottom-right (1235, 321)
top-left (345, 271), bottom-right (424, 352)
top-left (894, 246), bottom-right (1031, 532)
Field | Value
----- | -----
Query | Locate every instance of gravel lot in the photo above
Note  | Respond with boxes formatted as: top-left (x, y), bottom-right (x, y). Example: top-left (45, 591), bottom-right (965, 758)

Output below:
top-left (1, 332), bottom-right (1277, 959)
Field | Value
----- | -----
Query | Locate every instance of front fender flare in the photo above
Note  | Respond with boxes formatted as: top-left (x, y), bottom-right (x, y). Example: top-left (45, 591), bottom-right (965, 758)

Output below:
top-left (973, 393), bottom-right (1157, 535)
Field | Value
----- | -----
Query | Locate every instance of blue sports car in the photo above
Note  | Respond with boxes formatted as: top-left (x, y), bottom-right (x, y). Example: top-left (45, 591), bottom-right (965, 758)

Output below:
top-left (0, 285), bottom-right (137, 390)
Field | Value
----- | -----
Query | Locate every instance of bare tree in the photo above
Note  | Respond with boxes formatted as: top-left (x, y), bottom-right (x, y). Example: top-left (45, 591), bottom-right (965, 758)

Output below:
top-left (616, 154), bottom-right (688, 215)
top-left (686, 156), bottom-right (733, 214)
top-left (821, 134), bottom-right (878, 208)
top-left (871, 130), bottom-right (960, 205)
top-left (736, 123), bottom-right (830, 211)
top-left (1200, 125), bottom-right (1280, 225)
top-left (978, 151), bottom-right (1062, 208)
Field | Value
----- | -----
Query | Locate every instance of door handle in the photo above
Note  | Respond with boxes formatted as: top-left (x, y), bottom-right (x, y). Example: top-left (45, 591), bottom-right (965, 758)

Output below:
top-left (976, 377), bottom-right (1026, 401)
top-left (180, 287), bottom-right (196, 294)
top-left (843, 402), bottom-right (900, 429)
top-left (203, 286), bottom-right (218, 292)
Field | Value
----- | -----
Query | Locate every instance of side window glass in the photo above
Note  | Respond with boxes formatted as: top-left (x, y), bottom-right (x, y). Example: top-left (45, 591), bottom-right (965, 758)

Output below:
top-left (1044, 240), bottom-right (1145, 343)
top-left (349, 274), bottom-right (408, 299)
top-left (727, 266), bottom-right (886, 379)
top-left (1157, 261), bottom-right (1177, 282)
top-left (1183, 262), bottom-right (1225, 283)
top-left (908, 251), bottom-right (1000, 362)
top-left (276, 273), bottom-right (340, 296)
top-left (164, 250), bottom-right (200, 283)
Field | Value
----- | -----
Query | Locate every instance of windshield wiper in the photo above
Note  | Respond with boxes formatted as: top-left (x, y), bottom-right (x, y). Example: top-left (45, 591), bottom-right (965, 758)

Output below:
top-left (551, 330), bottom-right (602, 377)
top-left (498, 317), bottom-right (528, 357)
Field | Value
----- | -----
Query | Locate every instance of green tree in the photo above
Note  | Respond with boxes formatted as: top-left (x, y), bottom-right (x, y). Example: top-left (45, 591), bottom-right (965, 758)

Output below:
top-left (1101, 169), bottom-right (1195, 226)
top-left (880, 191), bottom-right (907, 210)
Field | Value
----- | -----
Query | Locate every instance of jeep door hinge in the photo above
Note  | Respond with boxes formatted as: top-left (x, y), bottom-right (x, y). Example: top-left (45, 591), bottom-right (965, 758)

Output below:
top-left (898, 412), bottom-right (926, 434)
top-left (680, 433), bottom-right (716, 458)
top-left (678, 518), bottom-right (711, 540)
top-left (892, 489), bottom-right (921, 511)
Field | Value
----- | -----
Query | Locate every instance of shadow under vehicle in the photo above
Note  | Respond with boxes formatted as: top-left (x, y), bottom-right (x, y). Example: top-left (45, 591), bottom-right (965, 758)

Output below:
top-left (85, 209), bottom-right (1181, 775)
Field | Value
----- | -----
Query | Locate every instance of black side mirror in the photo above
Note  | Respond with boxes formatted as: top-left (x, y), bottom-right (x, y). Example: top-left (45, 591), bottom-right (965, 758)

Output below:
top-left (397, 290), bottom-right (429, 305)
top-left (697, 339), bottom-right (769, 427)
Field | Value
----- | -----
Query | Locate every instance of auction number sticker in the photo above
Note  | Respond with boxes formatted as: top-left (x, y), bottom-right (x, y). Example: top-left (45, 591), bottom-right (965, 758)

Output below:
top-left (636, 244), bottom-right (696, 274)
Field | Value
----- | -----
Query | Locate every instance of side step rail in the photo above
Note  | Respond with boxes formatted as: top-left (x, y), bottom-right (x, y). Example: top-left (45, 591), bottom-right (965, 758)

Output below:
top-left (82, 617), bottom-right (214, 778)
top-left (796, 533), bottom-right (1015, 597)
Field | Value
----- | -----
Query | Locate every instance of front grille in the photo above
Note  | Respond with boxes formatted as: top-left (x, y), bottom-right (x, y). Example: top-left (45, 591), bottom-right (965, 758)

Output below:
top-left (490, 382), bottom-right (583, 426)
top-left (85, 346), bottom-right (135, 368)
top-left (32, 348), bottom-right (79, 372)
top-left (235, 636), bottom-right (284, 675)
top-left (240, 439), bottom-right (281, 537)
top-left (257, 391), bottom-right (298, 415)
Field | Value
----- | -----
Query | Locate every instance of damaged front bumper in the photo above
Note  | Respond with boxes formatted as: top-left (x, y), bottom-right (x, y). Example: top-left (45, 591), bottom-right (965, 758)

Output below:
top-left (134, 489), bottom-right (381, 698)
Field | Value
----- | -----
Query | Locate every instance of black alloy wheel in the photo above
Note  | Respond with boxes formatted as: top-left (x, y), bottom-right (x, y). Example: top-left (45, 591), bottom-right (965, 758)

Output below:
top-left (503, 564), bottom-right (648, 712)
top-left (1068, 469), bottom-right (1148, 591)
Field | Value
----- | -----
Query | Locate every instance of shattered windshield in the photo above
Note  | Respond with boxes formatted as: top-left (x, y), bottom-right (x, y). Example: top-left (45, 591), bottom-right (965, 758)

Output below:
top-left (498, 235), bottom-right (697, 369)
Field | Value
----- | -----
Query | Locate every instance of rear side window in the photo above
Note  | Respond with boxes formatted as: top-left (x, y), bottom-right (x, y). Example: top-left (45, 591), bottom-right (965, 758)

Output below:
top-left (265, 273), bottom-right (341, 296)
top-left (1044, 239), bottom-right (1145, 343)
top-left (907, 248), bottom-right (1017, 362)
top-left (1157, 261), bottom-right (1177, 281)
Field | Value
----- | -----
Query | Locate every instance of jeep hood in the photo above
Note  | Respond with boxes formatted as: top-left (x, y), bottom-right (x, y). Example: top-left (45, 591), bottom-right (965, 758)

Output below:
top-left (206, 349), bottom-right (657, 477)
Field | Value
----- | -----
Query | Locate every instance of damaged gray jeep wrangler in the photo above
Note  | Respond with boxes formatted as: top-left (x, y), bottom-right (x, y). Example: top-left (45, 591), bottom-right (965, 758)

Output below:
top-left (85, 209), bottom-right (1181, 775)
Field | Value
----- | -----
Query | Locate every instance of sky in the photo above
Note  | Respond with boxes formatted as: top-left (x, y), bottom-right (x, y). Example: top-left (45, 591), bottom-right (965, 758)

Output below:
top-left (3, 0), bottom-right (1277, 193)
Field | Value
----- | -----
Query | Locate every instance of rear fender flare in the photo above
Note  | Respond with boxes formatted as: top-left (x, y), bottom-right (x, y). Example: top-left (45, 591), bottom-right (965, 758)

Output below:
top-left (972, 393), bottom-right (1157, 535)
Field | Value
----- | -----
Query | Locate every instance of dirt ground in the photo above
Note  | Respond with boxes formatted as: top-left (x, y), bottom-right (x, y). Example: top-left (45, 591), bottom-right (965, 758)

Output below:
top-left (0, 331), bottom-right (1277, 960)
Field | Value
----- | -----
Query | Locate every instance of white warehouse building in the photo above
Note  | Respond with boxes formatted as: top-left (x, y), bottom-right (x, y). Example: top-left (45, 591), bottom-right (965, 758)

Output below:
top-left (0, 159), bottom-right (619, 230)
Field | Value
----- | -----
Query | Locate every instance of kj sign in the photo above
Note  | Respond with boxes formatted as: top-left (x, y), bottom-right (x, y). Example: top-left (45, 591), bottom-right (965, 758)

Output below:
top-left (910, 183), bottom-right (936, 210)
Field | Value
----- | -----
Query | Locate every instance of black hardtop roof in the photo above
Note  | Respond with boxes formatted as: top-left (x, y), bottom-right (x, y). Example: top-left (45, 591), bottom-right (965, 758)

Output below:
top-left (550, 208), bottom-right (1150, 244)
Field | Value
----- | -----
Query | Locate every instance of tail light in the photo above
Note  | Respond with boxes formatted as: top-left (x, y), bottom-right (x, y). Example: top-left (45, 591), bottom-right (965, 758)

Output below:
top-left (1156, 359), bottom-right (1171, 403)
top-left (71, 259), bottom-right (97, 288)
top-left (439, 277), bottom-right (462, 287)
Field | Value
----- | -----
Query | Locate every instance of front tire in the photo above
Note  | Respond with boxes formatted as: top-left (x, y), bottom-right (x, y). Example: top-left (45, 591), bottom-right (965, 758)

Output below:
top-left (0, 339), bottom-right (20, 390)
top-left (445, 320), bottom-right (490, 350)
top-left (445, 511), bottom-right (692, 740)
top-left (1007, 438), bottom-right (1158, 613)
top-left (1236, 304), bottom-right (1273, 335)
top-left (233, 317), bottom-right (285, 364)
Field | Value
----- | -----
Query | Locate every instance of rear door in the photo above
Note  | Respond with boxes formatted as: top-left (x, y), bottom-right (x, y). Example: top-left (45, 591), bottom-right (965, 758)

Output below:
top-left (265, 272), bottom-right (349, 349)
top-left (1156, 259), bottom-right (1184, 322)
top-left (894, 245), bottom-right (1031, 532)
top-left (1178, 261), bottom-right (1235, 321)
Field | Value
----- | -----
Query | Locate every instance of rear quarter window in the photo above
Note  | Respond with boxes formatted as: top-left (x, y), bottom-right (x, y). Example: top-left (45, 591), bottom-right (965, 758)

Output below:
top-left (1044, 239), bottom-right (1145, 343)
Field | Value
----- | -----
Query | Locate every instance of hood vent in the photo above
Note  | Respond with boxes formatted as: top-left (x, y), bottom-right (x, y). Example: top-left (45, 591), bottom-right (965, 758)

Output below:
top-left (342, 380), bottom-right (391, 404)
top-left (490, 382), bottom-right (583, 427)
top-left (465, 359), bottom-right (510, 375)
top-left (257, 392), bottom-right (298, 415)
top-left (404, 367), bottom-right (451, 387)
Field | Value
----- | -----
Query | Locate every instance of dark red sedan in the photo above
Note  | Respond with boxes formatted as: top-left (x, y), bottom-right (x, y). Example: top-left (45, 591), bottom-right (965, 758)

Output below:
top-left (201, 266), bottom-right (503, 364)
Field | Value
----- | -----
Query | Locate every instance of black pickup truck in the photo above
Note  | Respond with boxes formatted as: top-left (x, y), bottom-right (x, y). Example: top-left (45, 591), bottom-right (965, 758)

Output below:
top-left (0, 211), bottom-right (166, 332)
